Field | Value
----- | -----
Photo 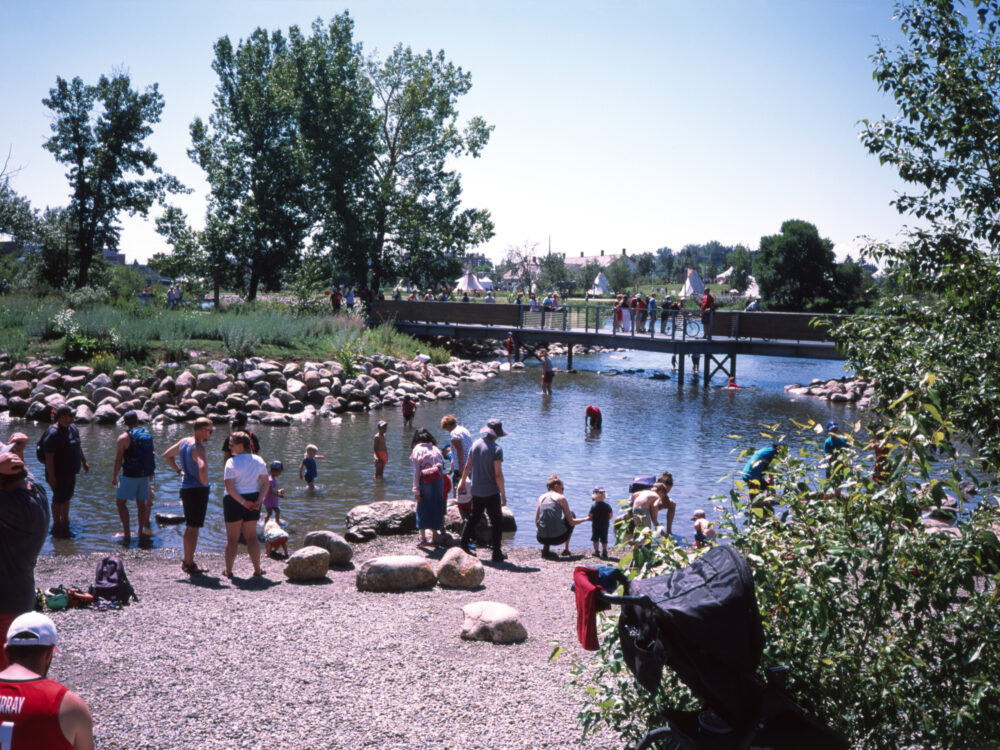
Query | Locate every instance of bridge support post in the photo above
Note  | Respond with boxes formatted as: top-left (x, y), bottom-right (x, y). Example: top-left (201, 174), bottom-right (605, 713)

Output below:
top-left (567, 345), bottom-right (573, 371)
top-left (677, 349), bottom-right (685, 386)
top-left (704, 352), bottom-right (735, 386)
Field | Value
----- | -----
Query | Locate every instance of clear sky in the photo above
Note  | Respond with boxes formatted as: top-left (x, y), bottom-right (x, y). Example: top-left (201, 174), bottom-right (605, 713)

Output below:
top-left (1, 0), bottom-right (910, 265)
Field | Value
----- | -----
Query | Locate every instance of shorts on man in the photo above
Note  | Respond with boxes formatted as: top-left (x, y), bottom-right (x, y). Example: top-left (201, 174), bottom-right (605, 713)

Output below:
top-left (180, 487), bottom-right (210, 528)
top-left (115, 475), bottom-right (150, 502)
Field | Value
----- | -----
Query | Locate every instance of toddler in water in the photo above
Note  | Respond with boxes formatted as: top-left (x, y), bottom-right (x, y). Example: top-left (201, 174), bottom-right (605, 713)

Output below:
top-left (692, 509), bottom-right (717, 547)
top-left (263, 461), bottom-right (285, 524)
top-left (299, 444), bottom-right (324, 490)
top-left (373, 421), bottom-right (388, 479)
top-left (401, 395), bottom-right (417, 427)
top-left (589, 486), bottom-right (613, 559)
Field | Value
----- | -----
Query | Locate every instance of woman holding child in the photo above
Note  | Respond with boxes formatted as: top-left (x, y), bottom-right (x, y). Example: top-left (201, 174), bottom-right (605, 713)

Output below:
top-left (222, 432), bottom-right (269, 578)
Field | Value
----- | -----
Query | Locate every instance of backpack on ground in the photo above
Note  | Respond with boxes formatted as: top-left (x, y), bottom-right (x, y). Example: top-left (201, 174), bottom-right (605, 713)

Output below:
top-left (122, 427), bottom-right (155, 478)
top-left (90, 556), bottom-right (138, 604)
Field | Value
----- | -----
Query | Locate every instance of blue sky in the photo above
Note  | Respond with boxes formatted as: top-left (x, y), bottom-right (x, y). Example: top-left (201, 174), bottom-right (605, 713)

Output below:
top-left (1, 0), bottom-right (909, 265)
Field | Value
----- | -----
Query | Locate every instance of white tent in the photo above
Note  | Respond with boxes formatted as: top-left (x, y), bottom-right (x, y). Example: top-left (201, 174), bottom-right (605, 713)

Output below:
top-left (715, 266), bottom-right (734, 283)
top-left (454, 271), bottom-right (486, 292)
top-left (478, 275), bottom-right (494, 290)
top-left (744, 277), bottom-right (760, 299)
top-left (589, 271), bottom-right (610, 295)
top-left (681, 268), bottom-right (705, 299)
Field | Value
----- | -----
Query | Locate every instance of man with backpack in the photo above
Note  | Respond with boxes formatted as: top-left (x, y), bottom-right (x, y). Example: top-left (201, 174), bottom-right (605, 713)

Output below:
top-left (41, 405), bottom-right (88, 538)
top-left (112, 411), bottom-right (155, 544)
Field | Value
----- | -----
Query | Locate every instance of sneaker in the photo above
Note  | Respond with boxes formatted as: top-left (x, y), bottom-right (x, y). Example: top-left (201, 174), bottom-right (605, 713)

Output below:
top-left (601, 551), bottom-right (609, 560)
top-left (560, 549), bottom-right (571, 557)
top-left (491, 552), bottom-right (508, 563)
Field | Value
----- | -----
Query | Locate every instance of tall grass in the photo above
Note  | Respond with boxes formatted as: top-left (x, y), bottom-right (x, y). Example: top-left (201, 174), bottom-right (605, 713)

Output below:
top-left (0, 330), bottom-right (28, 363)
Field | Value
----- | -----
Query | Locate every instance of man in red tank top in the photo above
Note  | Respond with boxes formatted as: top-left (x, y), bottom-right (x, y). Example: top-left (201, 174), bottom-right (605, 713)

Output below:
top-left (0, 612), bottom-right (93, 749)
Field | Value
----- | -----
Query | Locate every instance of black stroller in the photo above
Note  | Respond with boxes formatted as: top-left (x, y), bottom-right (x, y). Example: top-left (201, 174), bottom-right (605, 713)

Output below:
top-left (595, 546), bottom-right (849, 749)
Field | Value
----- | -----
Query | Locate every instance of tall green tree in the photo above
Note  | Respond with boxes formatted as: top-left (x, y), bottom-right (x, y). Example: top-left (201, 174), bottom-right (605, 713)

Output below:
top-left (190, 30), bottom-right (310, 301)
top-left (754, 220), bottom-right (836, 311)
top-left (605, 256), bottom-right (633, 292)
top-left (725, 245), bottom-right (753, 293)
top-left (292, 15), bottom-right (494, 290)
top-left (42, 73), bottom-right (183, 288)
top-left (288, 16), bottom-right (376, 289)
top-left (0, 154), bottom-right (35, 244)
top-left (838, 0), bottom-right (1000, 460)
top-left (536, 253), bottom-right (569, 292)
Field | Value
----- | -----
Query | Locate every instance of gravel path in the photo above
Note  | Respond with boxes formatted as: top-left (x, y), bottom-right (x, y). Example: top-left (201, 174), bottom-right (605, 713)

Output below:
top-left (33, 538), bottom-right (617, 749)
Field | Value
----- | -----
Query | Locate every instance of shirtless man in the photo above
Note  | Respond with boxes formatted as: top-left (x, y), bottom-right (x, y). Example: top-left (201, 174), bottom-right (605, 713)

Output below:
top-left (0, 612), bottom-right (94, 749)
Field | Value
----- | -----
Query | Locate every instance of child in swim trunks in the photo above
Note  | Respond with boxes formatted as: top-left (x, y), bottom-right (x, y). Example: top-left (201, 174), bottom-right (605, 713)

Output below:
top-left (373, 421), bottom-right (388, 479)
top-left (263, 460), bottom-right (285, 524)
top-left (589, 486), bottom-right (613, 559)
top-left (299, 444), bottom-right (324, 490)
top-left (692, 509), bottom-right (717, 547)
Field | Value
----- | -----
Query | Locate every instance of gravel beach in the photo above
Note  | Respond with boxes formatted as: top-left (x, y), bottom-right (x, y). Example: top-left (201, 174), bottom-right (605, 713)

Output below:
top-left (32, 537), bottom-right (617, 749)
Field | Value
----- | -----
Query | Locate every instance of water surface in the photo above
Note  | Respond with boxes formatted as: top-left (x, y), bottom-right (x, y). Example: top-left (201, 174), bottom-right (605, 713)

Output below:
top-left (20, 350), bottom-right (855, 555)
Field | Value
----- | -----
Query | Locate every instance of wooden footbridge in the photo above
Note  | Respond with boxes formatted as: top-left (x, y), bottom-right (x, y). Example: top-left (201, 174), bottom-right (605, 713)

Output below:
top-left (371, 301), bottom-right (845, 386)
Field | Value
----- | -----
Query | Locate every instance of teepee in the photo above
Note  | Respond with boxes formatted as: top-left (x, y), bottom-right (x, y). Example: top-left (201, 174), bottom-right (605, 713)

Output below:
top-left (454, 271), bottom-right (486, 292)
top-left (590, 271), bottom-right (610, 295)
top-left (681, 268), bottom-right (705, 299)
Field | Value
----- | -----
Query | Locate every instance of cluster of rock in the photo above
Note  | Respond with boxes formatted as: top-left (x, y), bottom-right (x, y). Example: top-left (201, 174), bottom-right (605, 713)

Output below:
top-left (784, 377), bottom-right (874, 408)
top-left (0, 353), bottom-right (504, 426)
top-left (343, 499), bottom-right (516, 544)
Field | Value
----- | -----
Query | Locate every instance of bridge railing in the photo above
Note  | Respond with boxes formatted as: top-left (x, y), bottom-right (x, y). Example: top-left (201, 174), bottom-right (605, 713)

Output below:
top-left (370, 300), bottom-right (842, 343)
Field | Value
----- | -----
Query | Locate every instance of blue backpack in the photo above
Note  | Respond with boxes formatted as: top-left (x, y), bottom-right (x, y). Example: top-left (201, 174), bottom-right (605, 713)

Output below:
top-left (122, 427), bottom-right (155, 478)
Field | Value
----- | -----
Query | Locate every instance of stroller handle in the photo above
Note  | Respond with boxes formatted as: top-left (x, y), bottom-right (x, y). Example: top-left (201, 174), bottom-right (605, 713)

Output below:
top-left (595, 591), bottom-right (651, 607)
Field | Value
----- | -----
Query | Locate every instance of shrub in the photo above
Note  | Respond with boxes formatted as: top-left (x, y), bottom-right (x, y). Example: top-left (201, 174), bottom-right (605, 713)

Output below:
top-left (53, 308), bottom-right (101, 361)
top-left (221, 320), bottom-right (260, 360)
top-left (159, 317), bottom-right (192, 362)
top-left (575, 398), bottom-right (1000, 749)
top-left (23, 303), bottom-right (61, 340)
top-left (86, 351), bottom-right (118, 375)
top-left (0, 330), bottom-right (28, 364)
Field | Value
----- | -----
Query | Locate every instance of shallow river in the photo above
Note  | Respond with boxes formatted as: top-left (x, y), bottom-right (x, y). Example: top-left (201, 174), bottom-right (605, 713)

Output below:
top-left (21, 350), bottom-right (855, 556)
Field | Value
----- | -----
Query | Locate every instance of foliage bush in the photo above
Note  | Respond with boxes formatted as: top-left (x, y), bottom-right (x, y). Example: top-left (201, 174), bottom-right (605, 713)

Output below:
top-left (22, 303), bottom-right (61, 340)
top-left (574, 396), bottom-right (1000, 749)
top-left (0, 330), bottom-right (28, 364)
top-left (53, 308), bottom-right (101, 361)
top-left (220, 320), bottom-right (261, 360)
top-left (64, 284), bottom-right (111, 309)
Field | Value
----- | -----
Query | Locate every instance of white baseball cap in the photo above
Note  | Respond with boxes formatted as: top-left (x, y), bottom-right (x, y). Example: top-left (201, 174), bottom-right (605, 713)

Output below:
top-left (6, 612), bottom-right (59, 649)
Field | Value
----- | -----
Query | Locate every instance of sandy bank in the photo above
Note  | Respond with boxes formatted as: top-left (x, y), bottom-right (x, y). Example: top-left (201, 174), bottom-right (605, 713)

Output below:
top-left (33, 536), bottom-right (615, 749)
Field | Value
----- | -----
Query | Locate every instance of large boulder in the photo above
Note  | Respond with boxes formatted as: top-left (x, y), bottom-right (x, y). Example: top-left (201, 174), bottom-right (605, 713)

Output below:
top-left (283, 546), bottom-right (331, 581)
top-left (196, 372), bottom-right (225, 391)
top-left (94, 402), bottom-right (121, 424)
top-left (436, 548), bottom-right (485, 589)
top-left (356, 555), bottom-right (436, 592)
top-left (345, 500), bottom-right (417, 535)
top-left (303, 530), bottom-right (353, 566)
top-left (460, 601), bottom-right (527, 644)
top-left (444, 504), bottom-right (517, 540)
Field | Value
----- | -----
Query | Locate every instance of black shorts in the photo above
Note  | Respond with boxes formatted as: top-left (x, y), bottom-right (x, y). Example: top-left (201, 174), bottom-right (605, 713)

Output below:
top-left (180, 486), bottom-right (210, 528)
top-left (49, 475), bottom-right (76, 505)
top-left (537, 526), bottom-right (573, 546)
top-left (223, 492), bottom-right (261, 523)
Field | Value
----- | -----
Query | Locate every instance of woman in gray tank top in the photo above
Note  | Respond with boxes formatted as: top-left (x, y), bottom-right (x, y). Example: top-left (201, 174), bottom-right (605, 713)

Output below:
top-left (534, 474), bottom-right (589, 559)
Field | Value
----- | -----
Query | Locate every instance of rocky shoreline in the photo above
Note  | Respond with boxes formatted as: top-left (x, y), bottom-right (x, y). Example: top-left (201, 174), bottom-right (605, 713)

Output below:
top-left (35, 536), bottom-right (615, 749)
top-left (0, 352), bottom-right (510, 427)
top-left (784, 376), bottom-right (874, 408)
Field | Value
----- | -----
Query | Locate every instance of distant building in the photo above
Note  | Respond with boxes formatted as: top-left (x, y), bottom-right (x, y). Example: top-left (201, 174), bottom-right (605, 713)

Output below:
top-left (562, 248), bottom-right (636, 272)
